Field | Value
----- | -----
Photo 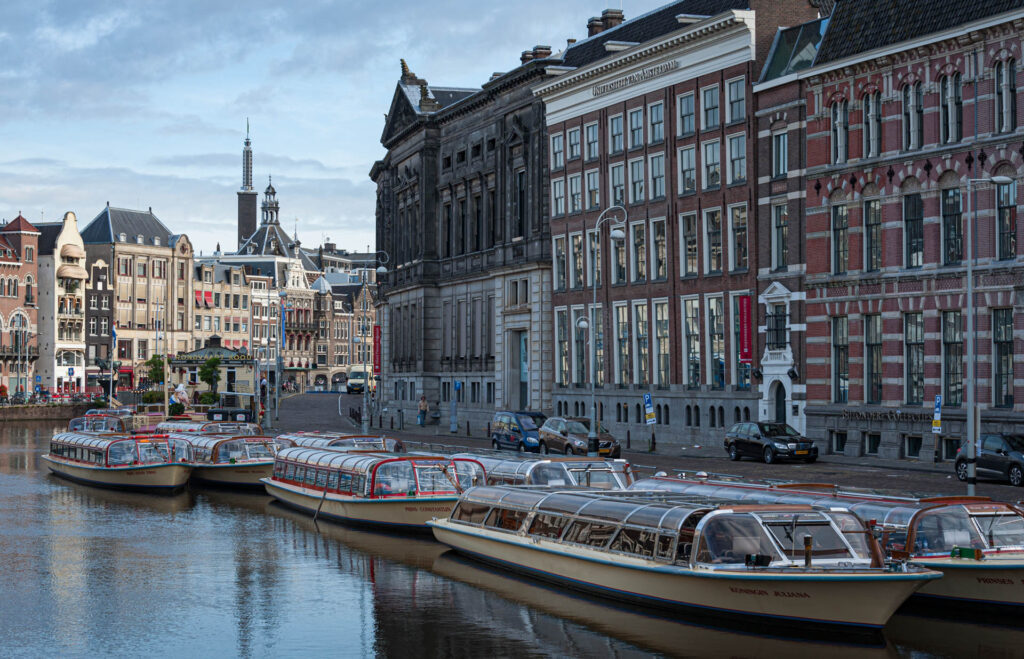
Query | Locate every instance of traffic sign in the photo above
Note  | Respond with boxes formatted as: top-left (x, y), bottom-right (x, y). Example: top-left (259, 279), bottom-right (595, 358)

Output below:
top-left (68, 368), bottom-right (74, 376)
top-left (932, 395), bottom-right (942, 435)
top-left (35, 375), bottom-right (41, 383)
top-left (643, 392), bottom-right (657, 425)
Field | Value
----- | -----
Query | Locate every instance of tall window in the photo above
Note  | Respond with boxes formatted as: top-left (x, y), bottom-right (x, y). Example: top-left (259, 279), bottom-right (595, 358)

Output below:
top-left (832, 204), bottom-right (848, 274)
top-left (652, 219), bottom-right (667, 279)
top-left (726, 78), bottom-right (745, 122)
top-left (613, 236), bottom-right (626, 284)
top-left (567, 128), bottom-right (581, 160)
top-left (942, 189), bottom-right (962, 264)
top-left (585, 123), bottom-right (599, 159)
top-left (733, 296), bottom-right (751, 390)
top-left (514, 170), bottom-right (526, 238)
top-left (703, 140), bottom-right (720, 188)
top-left (940, 74), bottom-right (962, 144)
top-left (773, 205), bottom-right (788, 269)
top-left (997, 179), bottom-right (1017, 260)
top-left (996, 59), bottom-right (1018, 134)
top-left (650, 153), bottom-right (665, 198)
top-left (609, 115), bottom-right (623, 153)
top-left (772, 132), bottom-right (787, 177)
top-left (730, 205), bottom-right (747, 270)
top-left (615, 305), bottom-right (630, 385)
top-left (865, 314), bottom-right (882, 404)
top-left (705, 209), bottom-right (722, 274)
top-left (832, 316), bottom-right (848, 403)
top-left (610, 163), bottom-right (625, 206)
top-left (586, 170), bottom-right (600, 209)
top-left (905, 312), bottom-right (924, 404)
top-left (629, 159), bottom-right (645, 202)
top-left (442, 203), bottom-right (452, 257)
top-left (654, 300), bottom-right (670, 386)
top-left (592, 305), bottom-right (605, 387)
top-left (830, 100), bottom-right (848, 163)
top-left (551, 179), bottom-right (565, 216)
top-left (678, 93), bottom-right (695, 135)
top-left (905, 193), bottom-right (924, 267)
top-left (864, 198), bottom-right (881, 271)
top-left (728, 134), bottom-right (745, 183)
top-left (633, 303), bottom-right (649, 386)
top-left (553, 237), bottom-right (567, 290)
top-left (681, 213), bottom-right (698, 276)
top-left (556, 310), bottom-right (568, 385)
top-left (902, 83), bottom-right (923, 150)
top-left (684, 299), bottom-right (701, 388)
top-left (678, 146), bottom-right (696, 194)
top-left (702, 86), bottom-right (719, 129)
top-left (570, 234), bottom-right (583, 288)
top-left (629, 108), bottom-right (644, 147)
top-left (573, 308), bottom-right (586, 384)
top-left (587, 230), bottom-right (601, 287)
top-left (943, 311), bottom-right (963, 406)
top-left (863, 92), bottom-right (881, 157)
top-left (631, 223), bottom-right (646, 283)
top-left (551, 134), bottom-right (564, 169)
top-left (708, 298), bottom-right (725, 390)
top-left (568, 174), bottom-right (582, 213)
top-left (649, 103), bottom-right (664, 142)
top-left (994, 308), bottom-right (1014, 407)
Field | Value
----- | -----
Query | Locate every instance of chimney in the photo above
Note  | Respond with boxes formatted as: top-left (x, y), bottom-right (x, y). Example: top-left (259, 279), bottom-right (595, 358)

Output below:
top-left (567, 38), bottom-right (577, 48)
top-left (587, 17), bottom-right (603, 37)
top-left (490, 72), bottom-right (505, 81)
top-left (601, 9), bottom-right (624, 31)
top-left (521, 50), bottom-right (534, 65)
top-left (532, 45), bottom-right (552, 60)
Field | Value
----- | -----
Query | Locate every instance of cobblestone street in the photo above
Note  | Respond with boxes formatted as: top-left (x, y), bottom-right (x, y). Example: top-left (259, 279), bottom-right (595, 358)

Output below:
top-left (273, 393), bottom-right (1021, 503)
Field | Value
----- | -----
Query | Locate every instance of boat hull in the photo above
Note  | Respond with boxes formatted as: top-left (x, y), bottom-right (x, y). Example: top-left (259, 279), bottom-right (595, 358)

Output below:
top-left (42, 455), bottom-right (192, 492)
top-left (430, 520), bottom-right (936, 633)
top-left (191, 462), bottom-right (273, 488)
top-left (262, 478), bottom-right (456, 531)
top-left (910, 554), bottom-right (1024, 610)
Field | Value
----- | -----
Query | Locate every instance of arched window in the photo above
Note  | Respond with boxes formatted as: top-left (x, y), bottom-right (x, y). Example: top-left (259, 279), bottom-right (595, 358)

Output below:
top-left (718, 406), bottom-right (725, 428)
top-left (693, 406), bottom-right (700, 427)
top-left (635, 403), bottom-right (641, 424)
top-left (830, 100), bottom-right (848, 163)
top-left (663, 405), bottom-right (669, 425)
top-left (862, 92), bottom-right (881, 157)
top-left (940, 73), bottom-right (962, 144)
top-left (995, 59), bottom-right (1018, 134)
top-left (743, 407), bottom-right (750, 421)
top-left (709, 407), bottom-right (716, 428)
top-left (902, 82), bottom-right (923, 150)
top-left (734, 407), bottom-right (741, 423)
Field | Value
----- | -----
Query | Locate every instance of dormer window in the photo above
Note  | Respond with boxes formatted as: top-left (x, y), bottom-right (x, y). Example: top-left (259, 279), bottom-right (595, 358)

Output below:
top-left (153, 237), bottom-right (161, 246)
top-left (136, 234), bottom-right (144, 244)
top-left (119, 233), bottom-right (127, 242)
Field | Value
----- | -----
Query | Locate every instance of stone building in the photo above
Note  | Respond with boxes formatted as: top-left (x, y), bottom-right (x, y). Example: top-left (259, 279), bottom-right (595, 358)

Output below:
top-left (36, 211), bottom-right (87, 393)
top-left (794, 0), bottom-right (1024, 460)
top-left (371, 55), bottom-right (557, 427)
top-left (535, 1), bottom-right (816, 444)
top-left (191, 260), bottom-right (251, 353)
top-left (85, 259), bottom-right (113, 393)
top-left (0, 215), bottom-right (39, 394)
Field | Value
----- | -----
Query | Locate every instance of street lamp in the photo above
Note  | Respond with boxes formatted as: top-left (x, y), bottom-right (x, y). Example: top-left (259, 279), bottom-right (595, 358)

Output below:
top-left (362, 250), bottom-right (389, 433)
top-left (276, 289), bottom-right (287, 421)
top-left (963, 175), bottom-right (1014, 496)
top-left (584, 205), bottom-right (627, 457)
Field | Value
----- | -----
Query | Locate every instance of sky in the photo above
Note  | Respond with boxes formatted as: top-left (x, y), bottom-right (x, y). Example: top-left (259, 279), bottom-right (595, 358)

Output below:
top-left (0, 0), bottom-right (664, 256)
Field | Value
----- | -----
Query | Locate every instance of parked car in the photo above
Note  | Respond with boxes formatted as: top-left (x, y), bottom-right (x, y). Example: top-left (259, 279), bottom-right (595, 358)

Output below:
top-left (955, 434), bottom-right (1024, 486)
top-left (490, 411), bottom-right (543, 452)
top-left (538, 416), bottom-right (622, 457)
top-left (723, 422), bottom-right (818, 464)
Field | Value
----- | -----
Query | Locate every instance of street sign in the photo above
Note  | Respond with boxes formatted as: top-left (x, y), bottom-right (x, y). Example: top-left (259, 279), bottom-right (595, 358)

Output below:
top-left (738, 294), bottom-right (752, 364)
top-left (454, 381), bottom-right (462, 391)
top-left (643, 392), bottom-right (657, 425)
top-left (932, 395), bottom-right (942, 435)
top-left (372, 325), bottom-right (381, 375)
top-left (68, 368), bottom-right (74, 376)
top-left (35, 375), bottom-right (41, 383)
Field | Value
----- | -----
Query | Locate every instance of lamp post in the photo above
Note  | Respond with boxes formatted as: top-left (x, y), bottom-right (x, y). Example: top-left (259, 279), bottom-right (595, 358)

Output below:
top-left (361, 251), bottom-right (390, 434)
top-left (963, 175), bottom-right (1014, 496)
top-left (276, 290), bottom-right (287, 421)
top-left (581, 205), bottom-right (627, 457)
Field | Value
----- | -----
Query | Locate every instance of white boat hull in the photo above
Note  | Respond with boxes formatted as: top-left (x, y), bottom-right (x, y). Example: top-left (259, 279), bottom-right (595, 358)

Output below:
top-left (912, 553), bottom-right (1024, 608)
top-left (42, 455), bottom-right (192, 492)
top-left (262, 478), bottom-right (456, 530)
top-left (191, 462), bottom-right (273, 487)
top-left (430, 520), bottom-right (937, 632)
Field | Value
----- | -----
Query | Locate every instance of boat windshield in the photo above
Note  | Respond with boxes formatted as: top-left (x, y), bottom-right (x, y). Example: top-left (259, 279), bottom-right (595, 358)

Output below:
top-left (217, 439), bottom-right (276, 462)
top-left (137, 440), bottom-right (170, 465)
top-left (567, 466), bottom-right (625, 490)
top-left (761, 512), bottom-right (854, 560)
top-left (912, 507), bottom-right (985, 553)
top-left (108, 441), bottom-right (136, 465)
top-left (970, 512), bottom-right (1024, 548)
top-left (695, 514), bottom-right (780, 564)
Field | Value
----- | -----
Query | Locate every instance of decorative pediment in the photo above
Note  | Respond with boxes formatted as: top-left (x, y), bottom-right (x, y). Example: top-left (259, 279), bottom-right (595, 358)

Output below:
top-left (381, 85), bottom-right (420, 146)
top-left (760, 282), bottom-right (794, 304)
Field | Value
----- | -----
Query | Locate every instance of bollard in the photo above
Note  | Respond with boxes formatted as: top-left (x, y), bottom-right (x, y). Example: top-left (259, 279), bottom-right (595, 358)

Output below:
top-left (650, 432), bottom-right (656, 453)
top-left (626, 429), bottom-right (631, 449)
top-left (466, 420), bottom-right (471, 437)
top-left (803, 535), bottom-right (813, 568)
top-left (398, 410), bottom-right (404, 430)
top-left (378, 414), bottom-right (383, 427)
top-left (487, 422), bottom-right (491, 437)
top-left (390, 417), bottom-right (394, 430)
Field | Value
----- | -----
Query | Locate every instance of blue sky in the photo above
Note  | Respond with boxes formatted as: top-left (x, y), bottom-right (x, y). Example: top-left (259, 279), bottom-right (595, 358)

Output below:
top-left (0, 1), bottom-right (662, 254)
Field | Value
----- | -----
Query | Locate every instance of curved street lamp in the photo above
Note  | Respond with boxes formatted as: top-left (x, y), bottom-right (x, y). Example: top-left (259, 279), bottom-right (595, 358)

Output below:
top-left (363, 249), bottom-right (390, 432)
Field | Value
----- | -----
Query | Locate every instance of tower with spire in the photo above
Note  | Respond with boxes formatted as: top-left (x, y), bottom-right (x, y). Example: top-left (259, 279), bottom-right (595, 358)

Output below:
top-left (236, 120), bottom-right (258, 249)
top-left (261, 176), bottom-right (279, 225)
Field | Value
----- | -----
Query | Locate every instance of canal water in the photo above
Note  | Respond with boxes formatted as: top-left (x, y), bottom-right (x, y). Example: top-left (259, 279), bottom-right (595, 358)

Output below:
top-left (2, 422), bottom-right (1019, 658)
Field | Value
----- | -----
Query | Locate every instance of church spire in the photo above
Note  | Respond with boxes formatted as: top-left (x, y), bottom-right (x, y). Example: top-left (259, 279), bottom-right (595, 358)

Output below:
top-left (261, 175), bottom-right (279, 225)
top-left (241, 119), bottom-right (253, 192)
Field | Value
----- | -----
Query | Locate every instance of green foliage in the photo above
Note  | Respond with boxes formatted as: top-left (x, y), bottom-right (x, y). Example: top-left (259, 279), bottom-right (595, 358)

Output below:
top-left (168, 402), bottom-right (185, 416)
top-left (141, 391), bottom-right (163, 404)
top-left (90, 400), bottom-right (108, 409)
top-left (198, 357), bottom-right (221, 394)
top-left (199, 392), bottom-right (219, 405)
top-left (145, 355), bottom-right (165, 384)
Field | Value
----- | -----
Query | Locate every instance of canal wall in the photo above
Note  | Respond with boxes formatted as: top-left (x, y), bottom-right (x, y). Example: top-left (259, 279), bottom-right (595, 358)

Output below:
top-left (0, 404), bottom-right (90, 422)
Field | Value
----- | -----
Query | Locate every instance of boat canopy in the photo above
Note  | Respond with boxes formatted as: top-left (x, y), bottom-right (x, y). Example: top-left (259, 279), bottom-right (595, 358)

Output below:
top-left (280, 433), bottom-right (403, 452)
top-left (171, 434), bottom-right (292, 464)
top-left (49, 432), bottom-right (193, 466)
top-left (68, 416), bottom-right (128, 432)
top-left (451, 454), bottom-right (633, 489)
top-left (156, 420), bottom-right (262, 434)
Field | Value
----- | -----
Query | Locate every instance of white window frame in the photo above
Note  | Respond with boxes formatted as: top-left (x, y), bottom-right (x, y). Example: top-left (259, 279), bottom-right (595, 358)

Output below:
top-left (726, 132), bottom-right (746, 184)
top-left (612, 301), bottom-right (629, 385)
top-left (568, 173), bottom-right (582, 213)
top-left (704, 295), bottom-right (725, 387)
top-left (703, 207), bottom-right (722, 275)
top-left (631, 299), bottom-right (649, 386)
top-left (628, 107), bottom-right (645, 149)
top-left (650, 217), bottom-right (667, 280)
top-left (609, 114), bottom-right (624, 154)
top-left (586, 228), bottom-right (600, 287)
top-left (568, 231), bottom-right (584, 289)
top-left (570, 305), bottom-right (586, 385)
top-left (701, 84), bottom-right (720, 130)
top-left (551, 178), bottom-right (566, 216)
top-left (727, 202), bottom-right (748, 271)
top-left (584, 122), bottom-right (599, 160)
top-left (677, 145), bottom-right (696, 195)
top-left (702, 139), bottom-right (721, 190)
top-left (567, 127), bottom-right (581, 160)
top-left (628, 157), bottom-right (645, 203)
top-left (585, 169), bottom-right (600, 210)
top-left (679, 211), bottom-right (699, 277)
top-left (648, 101), bottom-right (664, 143)
top-left (551, 133), bottom-right (565, 169)
top-left (629, 220), bottom-right (647, 283)
top-left (610, 163), bottom-right (625, 206)
top-left (772, 131), bottom-right (788, 177)
top-left (677, 91), bottom-right (695, 136)
top-left (648, 152), bottom-right (665, 199)
top-left (725, 76), bottom-right (745, 123)
top-left (681, 294), bottom-right (701, 388)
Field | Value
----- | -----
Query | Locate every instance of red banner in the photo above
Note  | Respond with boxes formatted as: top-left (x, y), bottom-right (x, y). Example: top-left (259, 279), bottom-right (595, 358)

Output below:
top-left (738, 295), bottom-right (752, 364)
top-left (373, 324), bottom-right (382, 375)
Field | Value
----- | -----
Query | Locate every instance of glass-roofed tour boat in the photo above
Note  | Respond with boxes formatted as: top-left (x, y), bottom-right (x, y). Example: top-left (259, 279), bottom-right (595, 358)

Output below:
top-left (450, 453), bottom-right (636, 490)
top-left (179, 433), bottom-right (295, 487)
top-left (155, 419), bottom-right (262, 435)
top-left (428, 486), bottom-right (939, 635)
top-left (276, 431), bottom-right (405, 453)
top-left (261, 448), bottom-right (486, 530)
top-left (634, 473), bottom-right (1024, 613)
top-left (42, 432), bottom-right (194, 492)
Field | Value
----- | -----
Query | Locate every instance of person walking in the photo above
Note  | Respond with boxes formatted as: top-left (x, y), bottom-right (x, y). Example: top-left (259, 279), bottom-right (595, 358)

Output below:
top-left (417, 395), bottom-right (428, 427)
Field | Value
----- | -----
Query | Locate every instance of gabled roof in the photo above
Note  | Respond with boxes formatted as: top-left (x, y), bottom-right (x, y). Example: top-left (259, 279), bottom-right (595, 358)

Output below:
top-left (236, 221), bottom-right (297, 258)
top-left (81, 205), bottom-right (172, 246)
top-left (1, 214), bottom-right (41, 234)
top-left (814, 0), bottom-right (1024, 66)
top-left (33, 222), bottom-right (64, 255)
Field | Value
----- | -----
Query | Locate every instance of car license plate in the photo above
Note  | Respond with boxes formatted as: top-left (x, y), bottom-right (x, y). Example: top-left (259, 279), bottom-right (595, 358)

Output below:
top-left (599, 448), bottom-right (610, 455)
top-left (795, 450), bottom-right (808, 455)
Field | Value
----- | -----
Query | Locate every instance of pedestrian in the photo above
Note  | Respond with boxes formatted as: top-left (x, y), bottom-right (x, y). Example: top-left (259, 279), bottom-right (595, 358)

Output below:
top-left (418, 395), bottom-right (428, 427)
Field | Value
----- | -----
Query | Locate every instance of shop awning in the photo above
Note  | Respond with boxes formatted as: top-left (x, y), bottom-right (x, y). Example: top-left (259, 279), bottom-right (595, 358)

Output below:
top-left (194, 291), bottom-right (202, 306)
top-left (118, 367), bottom-right (133, 373)
top-left (204, 291), bottom-right (213, 307)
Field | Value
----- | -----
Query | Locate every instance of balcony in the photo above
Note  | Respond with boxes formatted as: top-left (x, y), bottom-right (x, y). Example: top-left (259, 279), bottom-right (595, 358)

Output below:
top-left (285, 321), bottom-right (316, 331)
top-left (0, 346), bottom-right (39, 358)
top-left (59, 307), bottom-right (84, 318)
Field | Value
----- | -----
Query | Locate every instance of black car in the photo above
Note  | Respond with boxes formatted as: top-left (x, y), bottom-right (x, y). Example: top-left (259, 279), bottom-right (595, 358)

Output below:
top-left (724, 422), bottom-right (817, 464)
top-left (955, 434), bottom-right (1024, 486)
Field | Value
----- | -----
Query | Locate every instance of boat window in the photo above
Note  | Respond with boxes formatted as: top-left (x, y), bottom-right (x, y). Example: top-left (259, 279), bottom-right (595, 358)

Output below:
top-left (452, 501), bottom-right (491, 524)
top-left (108, 441), bottom-right (135, 465)
top-left (138, 441), bottom-right (169, 465)
top-left (528, 513), bottom-right (570, 539)
top-left (452, 461), bottom-right (485, 489)
top-left (285, 463), bottom-right (296, 480)
top-left (530, 464), bottom-right (569, 486)
top-left (609, 527), bottom-right (658, 558)
top-left (338, 471), bottom-right (353, 493)
top-left (244, 440), bottom-right (277, 460)
top-left (972, 513), bottom-right (1024, 548)
top-left (656, 534), bottom-right (676, 561)
top-left (763, 514), bottom-right (853, 560)
top-left (415, 464), bottom-right (457, 493)
top-left (274, 462), bottom-right (286, 478)
top-left (570, 468), bottom-right (622, 490)
top-left (327, 471), bottom-right (339, 490)
top-left (827, 512), bottom-right (873, 559)
top-left (169, 438), bottom-right (192, 462)
top-left (304, 468), bottom-right (318, 486)
top-left (562, 521), bottom-right (618, 548)
top-left (912, 508), bottom-right (984, 553)
top-left (293, 466), bottom-right (305, 483)
top-left (374, 461), bottom-right (415, 496)
top-left (312, 469), bottom-right (326, 488)
top-left (485, 507), bottom-right (528, 532)
top-left (580, 499), bottom-right (641, 522)
top-left (353, 474), bottom-right (366, 495)
top-left (696, 514), bottom-right (780, 564)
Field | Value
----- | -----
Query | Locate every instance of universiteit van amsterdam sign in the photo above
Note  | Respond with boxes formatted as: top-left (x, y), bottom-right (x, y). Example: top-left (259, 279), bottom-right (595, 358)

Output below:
top-left (592, 60), bottom-right (680, 96)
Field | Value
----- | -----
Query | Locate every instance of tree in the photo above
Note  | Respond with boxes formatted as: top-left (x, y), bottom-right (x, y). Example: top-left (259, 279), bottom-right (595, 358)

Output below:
top-left (198, 357), bottom-right (221, 395)
top-left (145, 355), bottom-right (165, 385)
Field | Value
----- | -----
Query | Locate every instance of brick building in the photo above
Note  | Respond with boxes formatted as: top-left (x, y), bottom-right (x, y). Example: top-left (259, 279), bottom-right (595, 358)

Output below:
top-left (535, 1), bottom-right (816, 443)
top-left (795, 0), bottom-right (1024, 460)
top-left (0, 215), bottom-right (40, 394)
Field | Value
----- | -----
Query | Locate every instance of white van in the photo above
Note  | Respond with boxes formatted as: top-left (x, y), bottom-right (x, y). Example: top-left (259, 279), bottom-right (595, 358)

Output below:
top-left (346, 364), bottom-right (373, 394)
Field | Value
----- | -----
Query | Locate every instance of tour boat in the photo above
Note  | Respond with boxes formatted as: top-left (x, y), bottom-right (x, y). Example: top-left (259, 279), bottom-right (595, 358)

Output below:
top-left (155, 419), bottom-right (263, 434)
top-left (261, 448), bottom-right (486, 530)
top-left (634, 473), bottom-right (1024, 613)
top-left (68, 415), bottom-right (130, 433)
top-left (450, 453), bottom-right (636, 489)
top-left (181, 433), bottom-right (295, 487)
top-left (428, 486), bottom-right (939, 634)
top-left (42, 432), bottom-right (194, 492)
top-left (277, 431), bottom-right (404, 452)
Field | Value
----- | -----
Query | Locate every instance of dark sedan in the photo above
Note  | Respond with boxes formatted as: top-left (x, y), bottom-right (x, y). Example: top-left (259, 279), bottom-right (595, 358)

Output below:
top-left (724, 422), bottom-right (817, 464)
